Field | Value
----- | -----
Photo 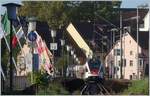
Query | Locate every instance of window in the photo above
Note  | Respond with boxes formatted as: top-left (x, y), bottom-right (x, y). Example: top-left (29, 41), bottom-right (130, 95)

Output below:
top-left (114, 49), bottom-right (123, 56)
top-left (123, 59), bottom-right (126, 67)
top-left (130, 60), bottom-right (133, 66)
top-left (130, 51), bottom-right (133, 55)
top-left (118, 60), bottom-right (121, 66)
top-left (129, 40), bottom-right (131, 44)
top-left (118, 60), bottom-right (126, 67)
top-left (139, 59), bottom-right (143, 67)
top-left (130, 75), bottom-right (133, 80)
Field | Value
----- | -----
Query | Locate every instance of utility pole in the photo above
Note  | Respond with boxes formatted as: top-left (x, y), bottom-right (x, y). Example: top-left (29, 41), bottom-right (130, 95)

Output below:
top-left (120, 10), bottom-right (123, 79)
top-left (137, 6), bottom-right (139, 79)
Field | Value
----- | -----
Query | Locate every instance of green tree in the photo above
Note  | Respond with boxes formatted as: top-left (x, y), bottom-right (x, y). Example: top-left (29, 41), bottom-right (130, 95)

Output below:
top-left (18, 1), bottom-right (121, 29)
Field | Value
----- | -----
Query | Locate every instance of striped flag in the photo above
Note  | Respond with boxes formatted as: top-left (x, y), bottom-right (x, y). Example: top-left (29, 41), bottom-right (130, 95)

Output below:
top-left (34, 31), bottom-right (54, 75)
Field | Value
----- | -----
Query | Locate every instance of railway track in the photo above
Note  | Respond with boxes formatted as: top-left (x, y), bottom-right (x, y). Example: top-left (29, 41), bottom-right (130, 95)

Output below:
top-left (80, 80), bottom-right (110, 95)
top-left (62, 78), bottom-right (130, 95)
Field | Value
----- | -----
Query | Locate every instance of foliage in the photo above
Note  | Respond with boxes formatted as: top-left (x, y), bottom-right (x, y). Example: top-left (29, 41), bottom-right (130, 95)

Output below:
top-left (27, 71), bottom-right (49, 88)
top-left (122, 78), bottom-right (149, 95)
top-left (1, 38), bottom-right (9, 75)
top-left (37, 81), bottom-right (69, 95)
top-left (18, 1), bottom-right (121, 29)
top-left (55, 54), bottom-right (68, 70)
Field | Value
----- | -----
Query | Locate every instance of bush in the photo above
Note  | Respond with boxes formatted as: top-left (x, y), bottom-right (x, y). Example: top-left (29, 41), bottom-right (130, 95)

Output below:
top-left (122, 78), bottom-right (149, 95)
top-left (37, 81), bottom-right (69, 95)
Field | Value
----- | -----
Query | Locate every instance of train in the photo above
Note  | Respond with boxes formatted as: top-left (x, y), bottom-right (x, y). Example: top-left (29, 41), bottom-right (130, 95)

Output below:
top-left (68, 57), bottom-right (105, 80)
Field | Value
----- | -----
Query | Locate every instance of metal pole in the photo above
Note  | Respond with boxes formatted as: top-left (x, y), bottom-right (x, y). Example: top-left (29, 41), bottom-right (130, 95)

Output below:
top-left (120, 11), bottom-right (123, 79)
top-left (102, 37), bottom-right (103, 64)
top-left (113, 31), bottom-right (115, 78)
top-left (52, 37), bottom-right (55, 65)
top-left (0, 38), bottom-right (1, 94)
top-left (137, 7), bottom-right (139, 79)
top-left (31, 40), bottom-right (34, 84)
top-left (61, 45), bottom-right (64, 77)
top-left (10, 20), bottom-right (13, 91)
top-left (149, 3), bottom-right (150, 92)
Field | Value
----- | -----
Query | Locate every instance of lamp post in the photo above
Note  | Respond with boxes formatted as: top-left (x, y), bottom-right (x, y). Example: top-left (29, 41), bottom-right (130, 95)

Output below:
top-left (51, 29), bottom-right (56, 65)
top-left (148, 4), bottom-right (150, 75)
top-left (120, 10), bottom-right (123, 79)
top-left (136, 6), bottom-right (139, 79)
top-left (110, 28), bottom-right (118, 78)
top-left (60, 39), bottom-right (65, 76)
top-left (27, 17), bottom-right (37, 84)
top-left (66, 45), bottom-right (70, 68)
top-left (2, 3), bottom-right (21, 91)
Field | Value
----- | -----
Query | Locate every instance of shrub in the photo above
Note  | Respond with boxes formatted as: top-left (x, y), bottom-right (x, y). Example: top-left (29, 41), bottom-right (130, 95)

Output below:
top-left (122, 78), bottom-right (149, 95)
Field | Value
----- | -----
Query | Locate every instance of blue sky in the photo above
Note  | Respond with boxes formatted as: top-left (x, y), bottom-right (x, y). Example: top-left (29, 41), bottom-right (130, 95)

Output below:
top-left (0, 0), bottom-right (150, 15)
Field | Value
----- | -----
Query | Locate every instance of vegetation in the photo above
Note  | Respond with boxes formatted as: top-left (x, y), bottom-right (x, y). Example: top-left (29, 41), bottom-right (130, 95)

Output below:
top-left (122, 78), bottom-right (149, 95)
top-left (26, 71), bottom-right (69, 95)
top-left (18, 1), bottom-right (121, 30)
top-left (37, 80), bottom-right (69, 95)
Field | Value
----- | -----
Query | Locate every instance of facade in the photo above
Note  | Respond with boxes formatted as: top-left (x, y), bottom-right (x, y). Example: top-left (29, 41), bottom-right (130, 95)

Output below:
top-left (105, 32), bottom-right (148, 80)
top-left (139, 11), bottom-right (150, 31)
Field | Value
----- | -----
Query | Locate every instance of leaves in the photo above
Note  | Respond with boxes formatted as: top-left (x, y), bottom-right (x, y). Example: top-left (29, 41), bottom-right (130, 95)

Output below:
top-left (18, 1), bottom-right (121, 29)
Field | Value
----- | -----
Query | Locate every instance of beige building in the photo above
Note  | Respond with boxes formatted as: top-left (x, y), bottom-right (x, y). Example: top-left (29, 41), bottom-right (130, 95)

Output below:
top-left (105, 32), bottom-right (148, 80)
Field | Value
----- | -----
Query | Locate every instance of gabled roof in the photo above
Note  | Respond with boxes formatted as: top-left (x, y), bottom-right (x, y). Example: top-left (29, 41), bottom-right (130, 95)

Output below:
top-left (131, 31), bottom-right (149, 49)
top-left (105, 31), bottom-right (149, 58)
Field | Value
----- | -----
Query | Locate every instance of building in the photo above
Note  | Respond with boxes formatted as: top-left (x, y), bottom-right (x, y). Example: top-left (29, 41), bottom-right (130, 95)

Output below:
top-left (105, 31), bottom-right (149, 80)
top-left (140, 10), bottom-right (150, 31)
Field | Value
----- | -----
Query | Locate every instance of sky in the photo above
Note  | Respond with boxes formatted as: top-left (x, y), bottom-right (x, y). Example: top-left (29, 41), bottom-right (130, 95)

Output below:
top-left (0, 0), bottom-right (150, 15)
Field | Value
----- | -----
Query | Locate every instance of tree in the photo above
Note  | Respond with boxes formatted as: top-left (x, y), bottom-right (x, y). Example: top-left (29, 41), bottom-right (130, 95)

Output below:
top-left (18, 1), bottom-right (121, 29)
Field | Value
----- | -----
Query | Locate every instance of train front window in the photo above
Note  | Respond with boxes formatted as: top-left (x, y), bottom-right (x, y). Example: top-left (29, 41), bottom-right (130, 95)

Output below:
top-left (88, 59), bottom-right (101, 69)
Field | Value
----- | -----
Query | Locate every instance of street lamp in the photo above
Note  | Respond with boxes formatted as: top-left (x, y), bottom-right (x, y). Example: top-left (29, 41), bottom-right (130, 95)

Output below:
top-left (51, 29), bottom-right (56, 65)
top-left (73, 54), bottom-right (76, 59)
top-left (66, 45), bottom-right (70, 67)
top-left (2, 3), bottom-right (21, 91)
top-left (60, 39), bottom-right (65, 76)
top-left (71, 50), bottom-right (74, 56)
top-left (149, 3), bottom-right (150, 82)
top-left (27, 17), bottom-right (37, 84)
top-left (110, 28), bottom-right (119, 78)
top-left (120, 10), bottom-right (123, 79)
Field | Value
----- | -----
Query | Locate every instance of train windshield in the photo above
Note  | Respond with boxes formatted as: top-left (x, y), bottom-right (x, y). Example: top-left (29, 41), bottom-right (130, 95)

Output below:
top-left (88, 59), bottom-right (101, 70)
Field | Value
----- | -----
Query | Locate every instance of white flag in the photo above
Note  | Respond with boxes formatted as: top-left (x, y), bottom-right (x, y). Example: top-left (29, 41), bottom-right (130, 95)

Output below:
top-left (16, 27), bottom-right (24, 39)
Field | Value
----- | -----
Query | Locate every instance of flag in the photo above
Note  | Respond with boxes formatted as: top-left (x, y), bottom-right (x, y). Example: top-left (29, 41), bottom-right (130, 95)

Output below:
top-left (12, 27), bottom-right (24, 48)
top-left (34, 31), bottom-right (53, 75)
top-left (1, 13), bottom-right (18, 70)
top-left (1, 12), bottom-right (10, 35)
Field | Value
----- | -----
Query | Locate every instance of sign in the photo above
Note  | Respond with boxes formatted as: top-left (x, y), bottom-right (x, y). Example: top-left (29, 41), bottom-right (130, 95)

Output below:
top-left (50, 43), bottom-right (57, 50)
top-left (28, 31), bottom-right (37, 42)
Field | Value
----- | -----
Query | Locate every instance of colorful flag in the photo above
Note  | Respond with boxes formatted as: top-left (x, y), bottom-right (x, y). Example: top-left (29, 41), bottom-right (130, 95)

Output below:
top-left (1, 12), bottom-right (10, 35)
top-left (12, 27), bottom-right (24, 48)
top-left (34, 31), bottom-right (53, 75)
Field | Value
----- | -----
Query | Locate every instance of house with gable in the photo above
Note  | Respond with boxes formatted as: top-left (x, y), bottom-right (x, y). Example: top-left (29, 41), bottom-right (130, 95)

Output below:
top-left (105, 31), bottom-right (149, 80)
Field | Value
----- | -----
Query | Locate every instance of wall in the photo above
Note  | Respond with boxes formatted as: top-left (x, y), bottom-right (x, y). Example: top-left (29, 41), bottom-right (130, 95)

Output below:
top-left (105, 32), bottom-right (143, 80)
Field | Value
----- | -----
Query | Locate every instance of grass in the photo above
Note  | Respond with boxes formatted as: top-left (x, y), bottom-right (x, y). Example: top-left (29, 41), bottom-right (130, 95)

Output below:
top-left (122, 77), bottom-right (149, 95)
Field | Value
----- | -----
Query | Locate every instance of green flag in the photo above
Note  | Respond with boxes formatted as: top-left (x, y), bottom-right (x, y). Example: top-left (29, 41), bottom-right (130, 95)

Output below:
top-left (1, 12), bottom-right (10, 35)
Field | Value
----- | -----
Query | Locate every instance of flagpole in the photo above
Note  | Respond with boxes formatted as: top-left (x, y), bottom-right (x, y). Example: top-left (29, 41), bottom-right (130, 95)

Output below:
top-left (0, 38), bottom-right (2, 94)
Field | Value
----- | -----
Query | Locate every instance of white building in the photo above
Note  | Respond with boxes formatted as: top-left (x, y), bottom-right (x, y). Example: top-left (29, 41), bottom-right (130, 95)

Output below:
top-left (105, 32), bottom-right (149, 80)
top-left (139, 10), bottom-right (150, 31)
